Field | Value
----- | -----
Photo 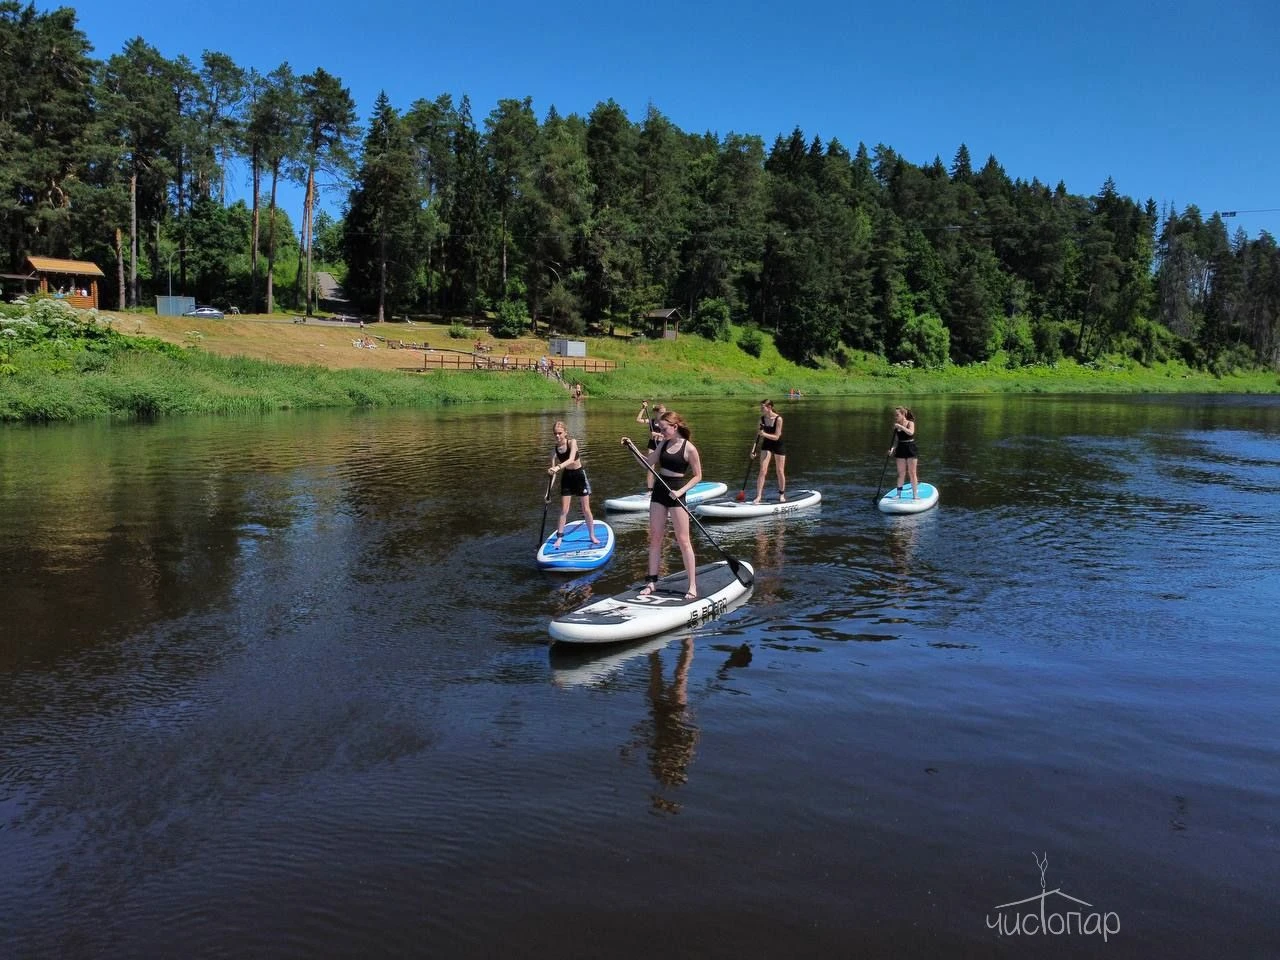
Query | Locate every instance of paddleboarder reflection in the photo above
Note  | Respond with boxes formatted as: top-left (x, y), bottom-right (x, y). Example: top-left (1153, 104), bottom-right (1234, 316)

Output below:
top-left (885, 518), bottom-right (921, 583)
top-left (621, 636), bottom-right (698, 813)
top-left (752, 523), bottom-right (785, 603)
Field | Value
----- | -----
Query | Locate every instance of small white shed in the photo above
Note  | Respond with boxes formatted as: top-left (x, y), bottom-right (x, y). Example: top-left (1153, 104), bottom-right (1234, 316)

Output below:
top-left (549, 338), bottom-right (586, 357)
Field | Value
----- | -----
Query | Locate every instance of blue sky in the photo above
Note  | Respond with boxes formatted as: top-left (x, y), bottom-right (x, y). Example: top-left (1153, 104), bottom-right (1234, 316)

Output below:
top-left (67, 0), bottom-right (1278, 241)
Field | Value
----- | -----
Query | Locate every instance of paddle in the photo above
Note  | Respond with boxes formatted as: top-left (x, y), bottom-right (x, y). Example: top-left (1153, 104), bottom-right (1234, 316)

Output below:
top-left (538, 471), bottom-right (556, 546)
top-left (734, 432), bottom-right (761, 502)
top-left (873, 430), bottom-right (895, 504)
top-left (621, 437), bottom-right (754, 587)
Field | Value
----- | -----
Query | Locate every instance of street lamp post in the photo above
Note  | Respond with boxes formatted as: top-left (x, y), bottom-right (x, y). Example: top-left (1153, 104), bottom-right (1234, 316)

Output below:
top-left (167, 248), bottom-right (189, 299)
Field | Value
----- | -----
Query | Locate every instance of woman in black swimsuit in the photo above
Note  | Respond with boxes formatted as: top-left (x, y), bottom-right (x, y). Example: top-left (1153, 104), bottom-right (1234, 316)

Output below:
top-left (636, 400), bottom-right (667, 450)
top-left (633, 410), bottom-right (703, 600)
top-left (887, 406), bottom-right (920, 498)
top-left (751, 399), bottom-right (786, 503)
top-left (548, 421), bottom-right (599, 546)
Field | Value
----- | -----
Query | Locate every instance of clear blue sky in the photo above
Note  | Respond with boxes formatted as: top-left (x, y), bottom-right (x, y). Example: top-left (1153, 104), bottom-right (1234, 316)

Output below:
top-left (67, 0), bottom-right (1279, 241)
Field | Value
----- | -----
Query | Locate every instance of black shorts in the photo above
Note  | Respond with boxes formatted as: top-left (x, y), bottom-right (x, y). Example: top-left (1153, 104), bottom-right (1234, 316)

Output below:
top-left (560, 468), bottom-right (591, 497)
top-left (761, 437), bottom-right (786, 456)
top-left (894, 442), bottom-right (918, 459)
top-left (650, 477), bottom-right (686, 509)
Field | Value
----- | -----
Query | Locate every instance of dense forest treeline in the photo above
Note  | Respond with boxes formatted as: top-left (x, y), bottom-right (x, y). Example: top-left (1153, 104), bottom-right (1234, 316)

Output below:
top-left (2, 3), bottom-right (1277, 371)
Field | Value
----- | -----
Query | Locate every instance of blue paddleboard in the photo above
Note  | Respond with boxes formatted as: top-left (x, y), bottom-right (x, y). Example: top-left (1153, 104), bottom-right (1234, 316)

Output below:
top-left (536, 520), bottom-right (616, 572)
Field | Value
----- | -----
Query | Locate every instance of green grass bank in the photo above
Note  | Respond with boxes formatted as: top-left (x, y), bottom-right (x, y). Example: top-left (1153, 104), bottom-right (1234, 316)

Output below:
top-left (2, 302), bottom-right (1277, 422)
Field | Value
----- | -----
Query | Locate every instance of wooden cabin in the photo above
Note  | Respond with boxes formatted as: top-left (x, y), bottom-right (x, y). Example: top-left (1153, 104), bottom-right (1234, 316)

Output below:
top-left (22, 256), bottom-right (105, 310)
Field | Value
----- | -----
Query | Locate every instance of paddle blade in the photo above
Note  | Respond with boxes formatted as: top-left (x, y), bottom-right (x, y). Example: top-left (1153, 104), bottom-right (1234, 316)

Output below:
top-left (735, 490), bottom-right (747, 502)
top-left (728, 557), bottom-right (754, 587)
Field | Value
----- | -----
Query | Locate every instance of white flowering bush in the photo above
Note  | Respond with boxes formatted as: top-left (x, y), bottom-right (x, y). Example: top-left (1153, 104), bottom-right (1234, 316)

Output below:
top-left (0, 296), bottom-right (101, 343)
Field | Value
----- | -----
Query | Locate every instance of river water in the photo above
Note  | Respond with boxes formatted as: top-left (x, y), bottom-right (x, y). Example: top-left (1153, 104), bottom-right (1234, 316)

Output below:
top-left (2, 394), bottom-right (1278, 958)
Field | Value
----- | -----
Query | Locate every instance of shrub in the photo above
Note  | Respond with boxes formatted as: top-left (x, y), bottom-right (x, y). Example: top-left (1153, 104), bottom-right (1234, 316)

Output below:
top-left (490, 298), bottom-right (529, 339)
top-left (689, 297), bottom-right (732, 341)
top-left (448, 322), bottom-right (468, 339)
top-left (893, 311), bottom-right (950, 369)
top-left (1031, 317), bottom-right (1064, 364)
top-left (989, 313), bottom-right (1036, 367)
top-left (738, 326), bottom-right (763, 358)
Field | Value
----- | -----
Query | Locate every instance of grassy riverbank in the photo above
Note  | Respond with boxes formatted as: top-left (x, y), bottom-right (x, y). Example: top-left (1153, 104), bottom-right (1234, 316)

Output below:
top-left (2, 304), bottom-right (1277, 422)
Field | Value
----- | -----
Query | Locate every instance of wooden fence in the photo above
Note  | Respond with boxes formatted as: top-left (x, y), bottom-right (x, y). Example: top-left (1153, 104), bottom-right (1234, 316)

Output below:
top-left (419, 352), bottom-right (618, 373)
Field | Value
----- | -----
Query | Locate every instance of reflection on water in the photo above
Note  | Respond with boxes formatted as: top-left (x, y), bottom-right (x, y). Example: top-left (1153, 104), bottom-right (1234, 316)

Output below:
top-left (623, 637), bottom-right (698, 813)
top-left (3, 395), bottom-right (1280, 958)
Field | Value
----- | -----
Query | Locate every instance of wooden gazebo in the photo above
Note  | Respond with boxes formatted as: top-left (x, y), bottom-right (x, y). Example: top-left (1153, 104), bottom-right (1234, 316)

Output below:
top-left (23, 256), bottom-right (104, 309)
top-left (643, 307), bottom-right (683, 340)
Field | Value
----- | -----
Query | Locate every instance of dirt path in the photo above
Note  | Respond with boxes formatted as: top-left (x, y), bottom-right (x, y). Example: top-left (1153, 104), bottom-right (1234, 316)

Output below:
top-left (315, 272), bottom-right (351, 317)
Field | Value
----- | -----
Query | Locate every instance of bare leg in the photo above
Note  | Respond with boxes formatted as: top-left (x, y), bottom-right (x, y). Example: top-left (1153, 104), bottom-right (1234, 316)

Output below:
top-left (895, 458), bottom-right (906, 495)
top-left (581, 495), bottom-right (599, 543)
top-left (754, 451), bottom-right (773, 503)
top-left (556, 496), bottom-right (571, 544)
top-left (670, 507), bottom-right (697, 598)
top-left (775, 454), bottom-right (787, 500)
top-left (640, 502), bottom-right (667, 594)
top-left (907, 457), bottom-right (919, 497)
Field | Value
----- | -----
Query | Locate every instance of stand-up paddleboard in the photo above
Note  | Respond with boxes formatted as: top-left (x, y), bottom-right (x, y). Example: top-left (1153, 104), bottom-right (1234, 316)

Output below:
top-left (877, 482), bottom-right (939, 514)
top-left (549, 559), bottom-right (753, 644)
top-left (603, 480), bottom-right (728, 513)
top-left (696, 488), bottom-right (822, 519)
top-left (535, 520), bottom-right (615, 572)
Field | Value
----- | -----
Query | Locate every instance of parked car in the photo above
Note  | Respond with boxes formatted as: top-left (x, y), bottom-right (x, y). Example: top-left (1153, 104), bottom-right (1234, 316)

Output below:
top-left (183, 306), bottom-right (224, 319)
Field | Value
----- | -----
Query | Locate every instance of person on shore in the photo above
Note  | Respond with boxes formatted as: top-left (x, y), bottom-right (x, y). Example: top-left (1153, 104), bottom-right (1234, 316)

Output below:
top-left (548, 421), bottom-right (599, 547)
top-left (887, 406), bottom-right (920, 498)
top-left (627, 410), bottom-right (702, 600)
top-left (636, 400), bottom-right (667, 450)
top-left (751, 399), bottom-right (787, 503)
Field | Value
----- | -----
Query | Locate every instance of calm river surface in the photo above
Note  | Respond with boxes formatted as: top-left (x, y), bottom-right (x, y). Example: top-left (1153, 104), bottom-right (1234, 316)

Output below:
top-left (2, 394), bottom-right (1278, 958)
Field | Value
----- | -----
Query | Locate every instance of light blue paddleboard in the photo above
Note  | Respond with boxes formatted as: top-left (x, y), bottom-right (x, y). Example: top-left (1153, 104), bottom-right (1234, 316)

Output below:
top-left (536, 520), bottom-right (615, 572)
top-left (877, 482), bottom-right (939, 514)
top-left (603, 480), bottom-right (728, 512)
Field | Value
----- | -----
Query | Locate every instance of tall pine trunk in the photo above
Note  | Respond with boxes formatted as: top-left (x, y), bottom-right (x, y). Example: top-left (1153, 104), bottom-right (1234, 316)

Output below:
top-left (250, 147), bottom-right (261, 313)
top-left (377, 226), bottom-right (387, 323)
top-left (115, 228), bottom-right (125, 310)
top-left (128, 172), bottom-right (138, 308)
top-left (265, 163), bottom-right (279, 315)
top-left (302, 166), bottom-right (316, 315)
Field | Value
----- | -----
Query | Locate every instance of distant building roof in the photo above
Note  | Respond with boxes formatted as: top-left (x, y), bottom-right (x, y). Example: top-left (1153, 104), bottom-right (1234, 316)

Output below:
top-left (24, 256), bottom-right (105, 277)
top-left (644, 307), bottom-right (682, 320)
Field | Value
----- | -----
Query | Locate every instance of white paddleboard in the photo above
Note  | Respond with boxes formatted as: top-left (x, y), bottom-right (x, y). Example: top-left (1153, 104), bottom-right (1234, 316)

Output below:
top-left (536, 520), bottom-right (615, 572)
top-left (603, 480), bottom-right (728, 512)
top-left (548, 560), bottom-right (754, 644)
top-left (877, 482), bottom-right (939, 514)
top-left (696, 488), bottom-right (822, 519)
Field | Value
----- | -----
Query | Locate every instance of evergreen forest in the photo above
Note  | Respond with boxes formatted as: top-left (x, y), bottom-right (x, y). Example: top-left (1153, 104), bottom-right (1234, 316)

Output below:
top-left (3, 3), bottom-right (1278, 372)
